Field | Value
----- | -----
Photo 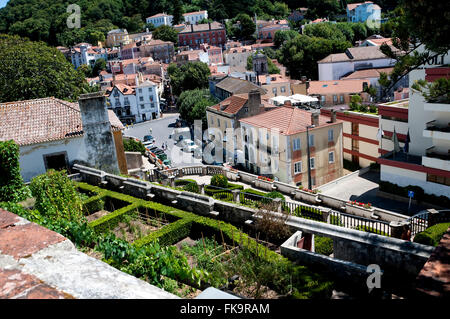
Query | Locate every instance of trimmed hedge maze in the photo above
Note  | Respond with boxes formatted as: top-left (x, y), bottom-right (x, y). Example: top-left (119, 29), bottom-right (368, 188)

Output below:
top-left (75, 182), bottom-right (335, 298)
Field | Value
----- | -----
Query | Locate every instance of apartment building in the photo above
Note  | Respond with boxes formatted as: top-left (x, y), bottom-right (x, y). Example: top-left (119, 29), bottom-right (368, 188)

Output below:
top-left (239, 104), bottom-right (343, 187)
top-left (347, 1), bottom-right (381, 23)
top-left (378, 51), bottom-right (450, 198)
top-left (178, 22), bottom-right (226, 49)
top-left (183, 11), bottom-right (208, 25)
top-left (106, 29), bottom-right (130, 48)
top-left (146, 13), bottom-right (173, 28)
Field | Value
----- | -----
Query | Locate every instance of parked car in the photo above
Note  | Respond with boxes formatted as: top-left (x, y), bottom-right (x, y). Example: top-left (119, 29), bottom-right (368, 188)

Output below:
top-left (143, 135), bottom-right (155, 143)
top-left (182, 140), bottom-right (199, 153)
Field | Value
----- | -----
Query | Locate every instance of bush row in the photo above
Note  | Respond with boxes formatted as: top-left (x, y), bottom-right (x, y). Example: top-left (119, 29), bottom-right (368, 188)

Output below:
top-left (413, 222), bottom-right (450, 246)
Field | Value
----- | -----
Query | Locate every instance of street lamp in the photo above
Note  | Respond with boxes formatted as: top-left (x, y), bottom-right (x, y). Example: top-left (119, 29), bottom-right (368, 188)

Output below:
top-left (306, 124), bottom-right (315, 190)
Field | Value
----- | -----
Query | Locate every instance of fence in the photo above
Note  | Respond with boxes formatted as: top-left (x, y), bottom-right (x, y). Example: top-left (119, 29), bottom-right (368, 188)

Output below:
top-left (406, 211), bottom-right (429, 236)
top-left (329, 210), bottom-right (392, 236)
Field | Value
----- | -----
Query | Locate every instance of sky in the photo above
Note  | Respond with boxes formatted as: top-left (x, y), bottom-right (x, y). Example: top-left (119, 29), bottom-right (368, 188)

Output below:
top-left (0, 0), bottom-right (7, 8)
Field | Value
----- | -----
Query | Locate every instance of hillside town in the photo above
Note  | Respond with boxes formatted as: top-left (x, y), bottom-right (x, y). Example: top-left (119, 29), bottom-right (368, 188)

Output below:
top-left (0, 0), bottom-right (448, 305)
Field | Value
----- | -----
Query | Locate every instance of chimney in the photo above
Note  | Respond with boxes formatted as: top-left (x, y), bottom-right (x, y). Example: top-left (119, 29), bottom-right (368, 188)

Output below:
top-left (78, 92), bottom-right (120, 174)
top-left (311, 112), bottom-right (320, 127)
top-left (247, 89), bottom-right (261, 115)
top-left (331, 109), bottom-right (337, 123)
top-left (220, 103), bottom-right (227, 111)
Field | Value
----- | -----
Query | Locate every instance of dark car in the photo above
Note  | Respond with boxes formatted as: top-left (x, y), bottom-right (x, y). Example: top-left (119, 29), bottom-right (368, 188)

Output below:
top-left (143, 135), bottom-right (155, 143)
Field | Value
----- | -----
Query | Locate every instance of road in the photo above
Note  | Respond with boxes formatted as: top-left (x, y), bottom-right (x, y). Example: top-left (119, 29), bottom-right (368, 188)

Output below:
top-left (124, 113), bottom-right (202, 168)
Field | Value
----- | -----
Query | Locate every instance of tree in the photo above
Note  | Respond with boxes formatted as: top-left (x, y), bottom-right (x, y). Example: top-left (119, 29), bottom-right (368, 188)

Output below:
top-left (0, 34), bottom-right (86, 103)
top-left (234, 13), bottom-right (256, 40)
top-left (304, 22), bottom-right (347, 42)
top-left (273, 29), bottom-right (300, 47)
top-left (305, 0), bottom-right (341, 20)
top-left (152, 25), bottom-right (178, 44)
top-left (92, 58), bottom-right (107, 77)
top-left (172, 0), bottom-right (184, 25)
top-left (379, 0), bottom-right (450, 99)
top-left (168, 61), bottom-right (211, 96)
top-left (278, 35), bottom-right (351, 79)
top-left (177, 89), bottom-right (217, 127)
top-left (247, 54), bottom-right (281, 74)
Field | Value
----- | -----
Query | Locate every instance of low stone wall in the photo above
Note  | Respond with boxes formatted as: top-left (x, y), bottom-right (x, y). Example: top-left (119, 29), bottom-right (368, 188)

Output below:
top-left (125, 152), bottom-right (143, 170)
top-left (281, 231), bottom-right (372, 290)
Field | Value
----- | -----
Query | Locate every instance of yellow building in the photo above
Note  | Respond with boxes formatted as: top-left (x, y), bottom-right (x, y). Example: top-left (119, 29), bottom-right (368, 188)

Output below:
top-left (106, 29), bottom-right (130, 48)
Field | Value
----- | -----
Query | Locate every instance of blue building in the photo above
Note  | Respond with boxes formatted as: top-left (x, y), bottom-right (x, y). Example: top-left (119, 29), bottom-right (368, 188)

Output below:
top-left (347, 1), bottom-right (381, 24)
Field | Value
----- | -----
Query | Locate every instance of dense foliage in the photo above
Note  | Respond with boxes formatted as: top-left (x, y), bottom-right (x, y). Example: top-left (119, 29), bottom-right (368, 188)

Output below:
top-left (414, 223), bottom-right (450, 247)
top-left (0, 140), bottom-right (30, 202)
top-left (246, 53), bottom-right (281, 74)
top-left (210, 174), bottom-right (229, 188)
top-left (123, 138), bottom-right (146, 155)
top-left (176, 89), bottom-right (217, 127)
top-left (0, 34), bottom-right (90, 102)
top-left (152, 25), bottom-right (179, 44)
top-left (168, 62), bottom-right (211, 96)
top-left (411, 78), bottom-right (450, 104)
top-left (29, 169), bottom-right (85, 223)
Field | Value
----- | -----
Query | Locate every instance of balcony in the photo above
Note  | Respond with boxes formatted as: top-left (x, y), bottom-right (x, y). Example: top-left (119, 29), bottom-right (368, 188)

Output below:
top-left (423, 121), bottom-right (450, 141)
top-left (422, 147), bottom-right (450, 171)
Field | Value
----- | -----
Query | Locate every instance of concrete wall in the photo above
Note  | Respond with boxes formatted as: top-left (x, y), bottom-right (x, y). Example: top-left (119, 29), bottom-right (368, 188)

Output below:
top-left (78, 92), bottom-right (120, 175)
top-left (125, 152), bottom-right (143, 170)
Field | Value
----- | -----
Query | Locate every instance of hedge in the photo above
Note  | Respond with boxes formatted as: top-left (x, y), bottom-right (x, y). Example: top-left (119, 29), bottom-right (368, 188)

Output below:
top-left (314, 236), bottom-right (333, 256)
top-left (413, 222), bottom-right (450, 246)
top-left (379, 181), bottom-right (450, 208)
top-left (354, 225), bottom-right (389, 236)
top-left (204, 183), bottom-right (243, 196)
top-left (174, 179), bottom-right (197, 186)
top-left (75, 181), bottom-right (334, 298)
top-left (293, 206), bottom-right (324, 222)
top-left (82, 195), bottom-right (105, 215)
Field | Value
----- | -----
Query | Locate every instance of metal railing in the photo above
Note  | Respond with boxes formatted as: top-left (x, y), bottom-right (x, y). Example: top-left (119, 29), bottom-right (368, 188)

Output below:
top-left (406, 211), bottom-right (430, 236)
top-left (329, 210), bottom-right (391, 236)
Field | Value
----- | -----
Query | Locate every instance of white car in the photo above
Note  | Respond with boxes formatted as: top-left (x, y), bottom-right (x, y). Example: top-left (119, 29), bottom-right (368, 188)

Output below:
top-left (182, 140), bottom-right (199, 153)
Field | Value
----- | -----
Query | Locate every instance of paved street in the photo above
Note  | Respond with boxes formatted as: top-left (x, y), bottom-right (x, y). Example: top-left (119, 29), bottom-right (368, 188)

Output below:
top-left (318, 170), bottom-right (431, 216)
top-left (124, 113), bottom-right (202, 168)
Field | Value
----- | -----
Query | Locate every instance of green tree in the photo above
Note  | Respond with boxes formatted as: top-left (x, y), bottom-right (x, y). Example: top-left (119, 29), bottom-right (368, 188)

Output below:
top-left (0, 34), bottom-right (86, 103)
top-left (152, 25), bottom-right (178, 44)
top-left (168, 61), bottom-right (211, 96)
top-left (0, 140), bottom-right (30, 202)
top-left (177, 89), bottom-right (217, 126)
top-left (273, 29), bottom-right (300, 47)
top-left (278, 35), bottom-right (351, 79)
top-left (234, 13), bottom-right (256, 40)
top-left (172, 0), bottom-right (184, 25)
top-left (247, 53), bottom-right (280, 74)
top-left (92, 58), bottom-right (107, 77)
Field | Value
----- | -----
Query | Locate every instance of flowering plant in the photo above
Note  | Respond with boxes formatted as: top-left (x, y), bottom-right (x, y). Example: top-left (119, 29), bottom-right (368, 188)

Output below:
top-left (348, 201), bottom-right (372, 209)
top-left (257, 176), bottom-right (273, 182)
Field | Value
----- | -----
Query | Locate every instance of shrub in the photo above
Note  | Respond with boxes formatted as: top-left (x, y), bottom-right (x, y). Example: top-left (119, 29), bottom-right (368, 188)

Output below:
top-left (354, 225), bottom-right (388, 236)
top-left (210, 174), bottom-right (228, 188)
top-left (314, 236), bottom-right (334, 256)
top-left (183, 182), bottom-right (199, 194)
top-left (293, 206), bottom-right (323, 221)
top-left (414, 222), bottom-right (450, 246)
top-left (0, 140), bottom-right (31, 202)
top-left (123, 138), bottom-right (146, 155)
top-left (30, 170), bottom-right (84, 223)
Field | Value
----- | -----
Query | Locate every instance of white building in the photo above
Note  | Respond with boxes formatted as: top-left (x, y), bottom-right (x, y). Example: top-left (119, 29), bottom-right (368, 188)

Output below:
top-left (106, 79), bottom-right (161, 125)
top-left (183, 11), bottom-right (208, 25)
top-left (135, 80), bottom-right (161, 122)
top-left (70, 44), bottom-right (108, 69)
top-left (378, 48), bottom-right (450, 198)
top-left (347, 1), bottom-right (381, 24)
top-left (146, 13), bottom-right (173, 28)
top-left (0, 97), bottom-right (125, 182)
top-left (318, 46), bottom-right (396, 81)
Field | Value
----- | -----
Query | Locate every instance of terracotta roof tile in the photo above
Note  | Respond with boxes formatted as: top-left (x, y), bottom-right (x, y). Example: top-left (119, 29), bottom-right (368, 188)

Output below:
top-left (209, 95), bottom-right (248, 114)
top-left (0, 97), bottom-right (123, 146)
top-left (308, 79), bottom-right (369, 95)
top-left (240, 106), bottom-right (332, 135)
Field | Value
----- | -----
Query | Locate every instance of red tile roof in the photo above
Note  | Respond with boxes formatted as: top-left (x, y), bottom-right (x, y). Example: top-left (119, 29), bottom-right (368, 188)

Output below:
top-left (240, 106), bottom-right (332, 135)
top-left (209, 94), bottom-right (248, 114)
top-left (308, 79), bottom-right (369, 95)
top-left (342, 67), bottom-right (394, 80)
top-left (0, 97), bottom-right (123, 146)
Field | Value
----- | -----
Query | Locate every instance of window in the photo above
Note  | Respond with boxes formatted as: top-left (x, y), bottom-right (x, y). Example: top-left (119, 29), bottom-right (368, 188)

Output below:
top-left (294, 161), bottom-right (302, 174)
top-left (151, 103), bottom-right (154, 108)
top-left (328, 129), bottom-right (334, 141)
top-left (272, 87), bottom-right (277, 95)
top-left (427, 174), bottom-right (450, 186)
top-left (281, 86), bottom-right (286, 93)
top-left (311, 176), bottom-right (316, 186)
top-left (148, 87), bottom-right (152, 93)
top-left (340, 95), bottom-right (344, 103)
top-left (310, 157), bottom-right (315, 170)
top-left (308, 134), bottom-right (314, 147)
top-left (139, 96), bottom-right (144, 102)
top-left (333, 95), bottom-right (337, 103)
top-left (217, 118), bottom-right (220, 127)
top-left (293, 138), bottom-right (301, 151)
top-left (329, 151), bottom-right (335, 163)
top-left (140, 104), bottom-right (145, 109)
